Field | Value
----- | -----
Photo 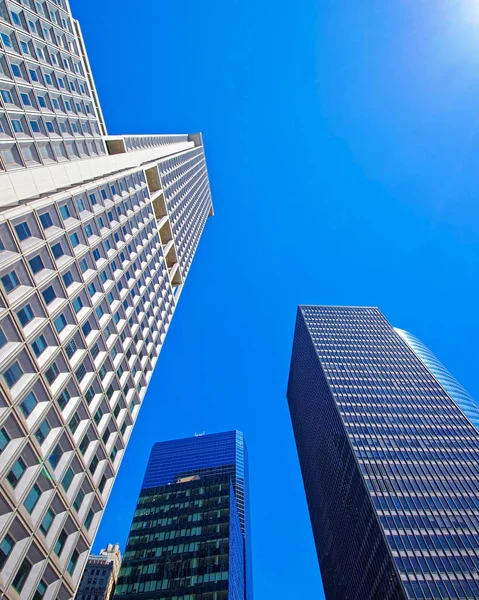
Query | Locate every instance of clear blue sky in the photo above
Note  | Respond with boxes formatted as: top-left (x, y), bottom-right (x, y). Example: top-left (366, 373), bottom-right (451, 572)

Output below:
top-left (71, 0), bottom-right (479, 598)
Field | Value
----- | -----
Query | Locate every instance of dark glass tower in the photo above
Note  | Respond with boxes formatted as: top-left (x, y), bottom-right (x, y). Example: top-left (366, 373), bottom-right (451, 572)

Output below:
top-left (114, 431), bottom-right (252, 600)
top-left (287, 306), bottom-right (479, 600)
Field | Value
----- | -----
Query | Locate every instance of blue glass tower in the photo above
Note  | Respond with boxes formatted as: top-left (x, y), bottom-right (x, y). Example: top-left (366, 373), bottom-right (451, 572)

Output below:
top-left (288, 306), bottom-right (479, 600)
top-left (114, 432), bottom-right (252, 600)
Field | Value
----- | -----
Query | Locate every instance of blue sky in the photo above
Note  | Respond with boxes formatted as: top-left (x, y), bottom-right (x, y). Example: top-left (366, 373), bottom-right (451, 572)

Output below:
top-left (71, 0), bottom-right (479, 597)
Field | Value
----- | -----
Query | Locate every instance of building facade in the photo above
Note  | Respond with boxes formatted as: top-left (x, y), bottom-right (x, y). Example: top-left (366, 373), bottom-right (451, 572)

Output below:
top-left (114, 431), bottom-right (252, 600)
top-left (287, 306), bottom-right (479, 600)
top-left (75, 543), bottom-right (122, 600)
top-left (0, 2), bottom-right (213, 600)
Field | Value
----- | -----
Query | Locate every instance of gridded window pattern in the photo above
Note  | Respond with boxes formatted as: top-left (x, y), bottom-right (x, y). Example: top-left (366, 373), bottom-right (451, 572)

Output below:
top-left (0, 165), bottom-right (188, 600)
top-left (123, 134), bottom-right (189, 152)
top-left (158, 146), bottom-right (213, 280)
top-left (0, 0), bottom-right (106, 171)
top-left (288, 306), bottom-right (479, 600)
top-left (75, 555), bottom-right (114, 600)
top-left (116, 448), bottom-right (248, 600)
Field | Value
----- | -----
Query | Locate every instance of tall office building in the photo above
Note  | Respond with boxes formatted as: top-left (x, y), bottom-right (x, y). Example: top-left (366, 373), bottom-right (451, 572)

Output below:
top-left (0, 1), bottom-right (213, 599)
top-left (287, 306), bottom-right (479, 600)
top-left (114, 431), bottom-right (252, 600)
top-left (75, 543), bottom-right (122, 600)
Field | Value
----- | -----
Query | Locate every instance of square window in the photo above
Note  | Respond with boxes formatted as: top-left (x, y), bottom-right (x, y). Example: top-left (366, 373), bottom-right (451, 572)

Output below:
top-left (42, 285), bottom-right (55, 304)
top-left (39, 212), bottom-right (53, 229)
top-left (1, 271), bottom-right (20, 293)
top-left (59, 205), bottom-right (70, 219)
top-left (62, 271), bottom-right (73, 287)
top-left (45, 121), bottom-right (54, 133)
top-left (20, 93), bottom-right (31, 106)
top-left (20, 391), bottom-right (37, 417)
top-left (51, 242), bottom-right (63, 259)
top-left (11, 64), bottom-right (21, 78)
top-left (24, 483), bottom-right (41, 513)
top-left (12, 558), bottom-right (31, 593)
top-left (38, 96), bottom-right (46, 108)
top-left (3, 361), bottom-right (23, 388)
top-left (31, 334), bottom-right (47, 357)
top-left (53, 313), bottom-right (67, 333)
top-left (7, 457), bottom-right (26, 488)
top-left (29, 255), bottom-right (44, 274)
top-left (0, 89), bottom-right (13, 103)
top-left (72, 297), bottom-right (83, 312)
top-left (0, 428), bottom-right (10, 453)
top-left (15, 221), bottom-right (31, 241)
top-left (29, 69), bottom-right (38, 82)
top-left (70, 232), bottom-right (79, 247)
top-left (35, 419), bottom-right (50, 445)
top-left (1, 33), bottom-right (12, 48)
top-left (17, 304), bottom-right (34, 326)
top-left (39, 509), bottom-right (54, 536)
top-left (30, 120), bottom-right (40, 133)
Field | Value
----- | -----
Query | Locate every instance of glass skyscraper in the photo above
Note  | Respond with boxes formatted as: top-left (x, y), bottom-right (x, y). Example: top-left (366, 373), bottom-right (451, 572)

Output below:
top-left (287, 305), bottom-right (479, 600)
top-left (0, 1), bottom-right (213, 599)
top-left (115, 432), bottom-right (252, 600)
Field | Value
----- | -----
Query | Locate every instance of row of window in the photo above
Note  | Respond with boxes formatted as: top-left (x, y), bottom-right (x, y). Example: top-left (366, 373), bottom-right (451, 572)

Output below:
top-left (0, 84), bottom-right (94, 115)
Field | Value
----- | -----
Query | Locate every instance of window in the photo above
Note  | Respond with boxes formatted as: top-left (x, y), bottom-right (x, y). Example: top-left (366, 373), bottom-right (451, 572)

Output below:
top-left (89, 193), bottom-right (97, 205)
top-left (31, 334), bottom-right (47, 357)
top-left (62, 271), bottom-right (73, 287)
top-left (30, 120), bottom-right (40, 133)
top-left (67, 549), bottom-right (79, 575)
top-left (11, 64), bottom-right (21, 77)
top-left (33, 580), bottom-right (47, 600)
top-left (39, 212), bottom-right (53, 229)
top-left (0, 428), bottom-right (10, 453)
top-left (48, 444), bottom-right (62, 470)
top-left (12, 558), bottom-right (31, 593)
top-left (1, 271), bottom-right (20, 293)
top-left (79, 258), bottom-right (88, 273)
top-left (68, 413), bottom-right (80, 434)
top-left (29, 255), bottom-right (44, 274)
top-left (85, 386), bottom-right (94, 404)
top-left (42, 285), bottom-right (55, 304)
top-left (53, 313), bottom-right (67, 333)
top-left (17, 304), bottom-right (34, 326)
top-left (64, 100), bottom-right (71, 111)
top-left (81, 321), bottom-right (92, 337)
top-left (73, 488), bottom-right (84, 511)
top-left (51, 242), bottom-right (63, 259)
top-left (58, 77), bottom-right (65, 89)
top-left (97, 217), bottom-right (104, 228)
top-left (59, 205), bottom-right (70, 219)
top-left (95, 305), bottom-right (104, 319)
top-left (92, 248), bottom-right (100, 261)
top-left (7, 457), bottom-right (26, 488)
top-left (45, 363), bottom-right (59, 385)
top-left (79, 435), bottom-right (89, 455)
top-left (15, 222), bottom-right (31, 241)
top-left (101, 189), bottom-right (107, 200)
top-left (57, 387), bottom-right (70, 410)
top-left (0, 534), bottom-right (14, 569)
top-left (85, 224), bottom-right (93, 237)
top-left (3, 361), bottom-right (23, 388)
top-left (35, 419), bottom-right (50, 445)
top-left (44, 73), bottom-right (52, 85)
top-left (20, 41), bottom-right (29, 55)
top-left (24, 483), bottom-right (41, 513)
top-left (1, 33), bottom-right (12, 48)
top-left (45, 121), bottom-right (54, 133)
top-left (70, 232), bottom-right (80, 247)
top-left (11, 119), bottom-right (23, 133)
top-left (20, 92), bottom-right (31, 106)
top-left (51, 98), bottom-right (59, 109)
top-left (72, 297), bottom-right (83, 312)
top-left (29, 69), bottom-right (38, 82)
top-left (64, 339), bottom-right (77, 360)
top-left (75, 364), bottom-right (86, 382)
top-left (39, 508), bottom-right (54, 536)
top-left (38, 96), bottom-right (46, 108)
top-left (20, 392), bottom-right (37, 417)
top-left (0, 89), bottom-right (13, 103)
top-left (54, 530), bottom-right (67, 556)
top-left (100, 271), bottom-right (107, 284)
top-left (85, 508), bottom-right (94, 530)
top-left (61, 467), bottom-right (74, 491)
top-left (99, 475), bottom-right (107, 494)
top-left (89, 454), bottom-right (99, 475)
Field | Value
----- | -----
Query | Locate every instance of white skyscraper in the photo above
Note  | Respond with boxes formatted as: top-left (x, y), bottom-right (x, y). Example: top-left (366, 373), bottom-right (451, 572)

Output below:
top-left (0, 2), bottom-right (213, 599)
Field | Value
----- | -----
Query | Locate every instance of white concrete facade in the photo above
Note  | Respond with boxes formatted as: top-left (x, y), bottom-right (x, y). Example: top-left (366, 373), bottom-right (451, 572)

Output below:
top-left (0, 3), bottom-right (213, 600)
